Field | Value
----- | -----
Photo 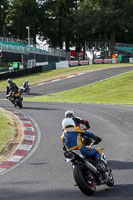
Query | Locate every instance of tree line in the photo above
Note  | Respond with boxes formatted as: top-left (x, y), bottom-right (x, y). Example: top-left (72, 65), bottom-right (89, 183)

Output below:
top-left (1, 0), bottom-right (133, 52)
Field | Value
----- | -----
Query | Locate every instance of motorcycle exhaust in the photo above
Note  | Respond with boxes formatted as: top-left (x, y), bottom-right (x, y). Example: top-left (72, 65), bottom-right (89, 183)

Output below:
top-left (84, 160), bottom-right (97, 174)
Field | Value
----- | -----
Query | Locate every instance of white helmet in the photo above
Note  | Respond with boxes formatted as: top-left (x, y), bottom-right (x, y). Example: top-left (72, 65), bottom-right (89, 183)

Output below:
top-left (62, 118), bottom-right (75, 130)
top-left (7, 78), bottom-right (12, 83)
top-left (65, 110), bottom-right (75, 118)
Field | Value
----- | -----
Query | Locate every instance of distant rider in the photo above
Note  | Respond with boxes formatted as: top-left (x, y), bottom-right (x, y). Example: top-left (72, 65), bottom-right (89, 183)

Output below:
top-left (64, 110), bottom-right (90, 129)
top-left (61, 118), bottom-right (103, 172)
top-left (22, 80), bottom-right (29, 89)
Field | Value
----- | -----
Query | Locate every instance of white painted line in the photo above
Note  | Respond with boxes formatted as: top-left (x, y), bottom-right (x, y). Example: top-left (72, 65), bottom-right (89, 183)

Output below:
top-left (12, 111), bottom-right (19, 114)
top-left (22, 121), bottom-right (32, 124)
top-left (18, 144), bottom-right (33, 151)
top-left (7, 155), bottom-right (24, 162)
top-left (67, 75), bottom-right (75, 78)
top-left (78, 72), bottom-right (85, 75)
top-left (23, 116), bottom-right (28, 119)
top-left (34, 72), bottom-right (88, 87)
top-left (23, 135), bottom-right (35, 141)
top-left (0, 168), bottom-right (6, 172)
top-left (36, 83), bottom-right (46, 86)
top-left (88, 70), bottom-right (133, 86)
top-left (24, 127), bottom-right (34, 132)
top-left (51, 79), bottom-right (60, 82)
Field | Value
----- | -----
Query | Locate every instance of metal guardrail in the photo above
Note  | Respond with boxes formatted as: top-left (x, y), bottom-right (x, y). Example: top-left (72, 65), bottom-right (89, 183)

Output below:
top-left (114, 46), bottom-right (133, 55)
top-left (115, 43), bottom-right (133, 47)
top-left (0, 42), bottom-right (66, 57)
top-left (0, 67), bottom-right (9, 73)
top-left (42, 63), bottom-right (56, 71)
top-left (0, 36), bottom-right (66, 57)
top-left (0, 36), bottom-right (28, 45)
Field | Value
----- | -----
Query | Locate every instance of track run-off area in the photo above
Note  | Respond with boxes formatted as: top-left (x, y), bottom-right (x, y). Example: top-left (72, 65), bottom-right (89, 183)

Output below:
top-left (0, 66), bottom-right (133, 200)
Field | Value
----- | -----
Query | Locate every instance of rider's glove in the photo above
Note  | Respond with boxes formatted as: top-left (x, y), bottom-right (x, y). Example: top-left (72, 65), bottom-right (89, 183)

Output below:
top-left (94, 136), bottom-right (102, 145)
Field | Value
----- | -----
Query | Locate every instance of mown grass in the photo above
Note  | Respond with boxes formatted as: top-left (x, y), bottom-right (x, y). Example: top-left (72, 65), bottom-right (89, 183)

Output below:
top-left (0, 63), bottom-right (132, 91)
top-left (24, 71), bottom-right (133, 105)
top-left (0, 108), bottom-right (13, 154)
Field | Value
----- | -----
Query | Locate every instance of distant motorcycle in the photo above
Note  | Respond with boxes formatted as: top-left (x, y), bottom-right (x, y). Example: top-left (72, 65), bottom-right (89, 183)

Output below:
top-left (64, 136), bottom-right (114, 196)
top-left (7, 91), bottom-right (23, 108)
top-left (19, 80), bottom-right (30, 94)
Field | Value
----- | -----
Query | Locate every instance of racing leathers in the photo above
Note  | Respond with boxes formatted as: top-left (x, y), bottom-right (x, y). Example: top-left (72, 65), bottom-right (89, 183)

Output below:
top-left (72, 117), bottom-right (90, 129)
top-left (22, 81), bottom-right (29, 89)
top-left (6, 82), bottom-right (18, 96)
top-left (61, 126), bottom-right (101, 160)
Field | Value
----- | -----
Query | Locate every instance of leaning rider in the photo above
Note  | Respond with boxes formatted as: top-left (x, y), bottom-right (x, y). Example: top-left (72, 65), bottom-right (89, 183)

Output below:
top-left (22, 80), bottom-right (29, 89)
top-left (61, 118), bottom-right (103, 172)
top-left (6, 78), bottom-right (18, 96)
top-left (64, 110), bottom-right (90, 129)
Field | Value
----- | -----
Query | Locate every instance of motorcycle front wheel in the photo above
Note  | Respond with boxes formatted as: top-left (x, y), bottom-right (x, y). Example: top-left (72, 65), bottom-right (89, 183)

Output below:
top-left (17, 98), bottom-right (22, 108)
top-left (73, 165), bottom-right (96, 196)
top-left (105, 169), bottom-right (114, 187)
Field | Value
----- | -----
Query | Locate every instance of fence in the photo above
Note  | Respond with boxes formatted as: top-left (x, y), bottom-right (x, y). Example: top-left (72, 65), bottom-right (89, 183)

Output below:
top-left (0, 40), bottom-right (66, 57)
top-left (0, 66), bottom-right (42, 80)
top-left (0, 62), bottom-right (57, 80)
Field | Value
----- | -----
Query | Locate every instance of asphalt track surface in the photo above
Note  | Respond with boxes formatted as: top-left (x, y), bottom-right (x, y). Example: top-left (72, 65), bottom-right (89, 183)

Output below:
top-left (0, 66), bottom-right (133, 98)
top-left (0, 66), bottom-right (133, 200)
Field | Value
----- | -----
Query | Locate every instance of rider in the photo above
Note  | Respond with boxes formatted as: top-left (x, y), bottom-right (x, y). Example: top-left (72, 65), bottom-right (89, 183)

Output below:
top-left (61, 118), bottom-right (103, 172)
top-left (6, 78), bottom-right (18, 96)
top-left (64, 110), bottom-right (90, 130)
top-left (22, 80), bottom-right (29, 89)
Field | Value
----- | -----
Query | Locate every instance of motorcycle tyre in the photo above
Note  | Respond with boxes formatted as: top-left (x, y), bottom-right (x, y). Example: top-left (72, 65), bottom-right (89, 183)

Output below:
top-left (106, 170), bottom-right (114, 187)
top-left (73, 165), bottom-right (96, 196)
top-left (17, 99), bottom-right (22, 109)
top-left (19, 89), bottom-right (23, 95)
top-left (26, 88), bottom-right (30, 94)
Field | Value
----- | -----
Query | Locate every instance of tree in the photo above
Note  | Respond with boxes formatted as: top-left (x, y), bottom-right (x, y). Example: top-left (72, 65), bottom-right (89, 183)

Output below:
top-left (6, 0), bottom-right (39, 43)
top-left (91, 0), bottom-right (133, 50)
top-left (38, 0), bottom-right (78, 50)
top-left (0, 0), bottom-right (9, 36)
top-left (1, 0), bottom-right (133, 53)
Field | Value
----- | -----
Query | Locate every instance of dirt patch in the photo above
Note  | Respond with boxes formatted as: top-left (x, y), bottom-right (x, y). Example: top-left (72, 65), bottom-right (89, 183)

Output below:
top-left (0, 109), bottom-right (23, 164)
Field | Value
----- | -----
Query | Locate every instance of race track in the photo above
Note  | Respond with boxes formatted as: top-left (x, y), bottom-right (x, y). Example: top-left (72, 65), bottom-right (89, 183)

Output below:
top-left (0, 66), bottom-right (133, 200)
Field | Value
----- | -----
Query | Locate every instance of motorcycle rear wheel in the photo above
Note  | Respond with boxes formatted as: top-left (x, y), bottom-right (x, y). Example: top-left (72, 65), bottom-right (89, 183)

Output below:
top-left (73, 165), bottom-right (96, 196)
top-left (26, 88), bottom-right (30, 94)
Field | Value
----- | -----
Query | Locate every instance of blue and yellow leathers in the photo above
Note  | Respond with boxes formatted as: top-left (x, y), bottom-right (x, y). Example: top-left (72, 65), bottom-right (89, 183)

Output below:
top-left (61, 127), bottom-right (101, 159)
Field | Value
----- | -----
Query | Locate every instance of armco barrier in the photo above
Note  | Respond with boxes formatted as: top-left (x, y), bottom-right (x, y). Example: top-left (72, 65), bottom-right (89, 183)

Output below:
top-left (0, 63), bottom-right (57, 80)
top-left (0, 67), bottom-right (9, 73)
top-left (79, 60), bottom-right (89, 65)
top-left (42, 63), bottom-right (56, 71)
top-left (93, 59), bottom-right (103, 64)
top-left (69, 61), bottom-right (79, 67)
top-left (0, 66), bottom-right (42, 80)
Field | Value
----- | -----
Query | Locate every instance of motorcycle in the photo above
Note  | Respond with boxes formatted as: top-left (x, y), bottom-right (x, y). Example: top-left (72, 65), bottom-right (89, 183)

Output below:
top-left (64, 136), bottom-right (114, 196)
top-left (7, 91), bottom-right (23, 108)
top-left (19, 81), bottom-right (30, 94)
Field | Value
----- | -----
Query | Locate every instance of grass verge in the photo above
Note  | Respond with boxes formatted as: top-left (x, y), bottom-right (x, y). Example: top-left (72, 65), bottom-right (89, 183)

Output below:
top-left (0, 63), bottom-right (132, 91)
top-left (0, 108), bottom-right (13, 154)
top-left (24, 70), bottom-right (133, 105)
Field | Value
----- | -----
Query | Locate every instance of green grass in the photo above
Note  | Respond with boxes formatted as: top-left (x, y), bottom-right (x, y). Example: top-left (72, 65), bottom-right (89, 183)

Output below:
top-left (0, 63), bottom-right (132, 91)
top-left (24, 71), bottom-right (133, 105)
top-left (0, 108), bottom-right (13, 153)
